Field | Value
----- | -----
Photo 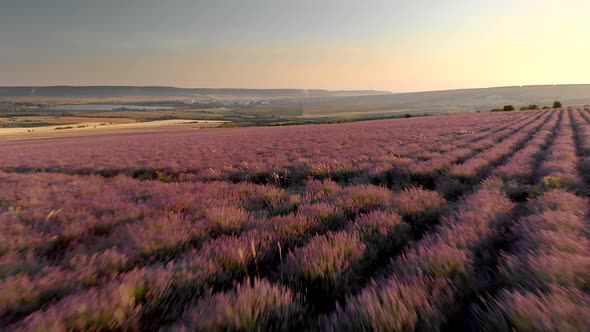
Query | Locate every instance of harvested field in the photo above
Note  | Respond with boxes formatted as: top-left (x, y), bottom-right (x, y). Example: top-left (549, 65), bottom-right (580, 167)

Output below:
top-left (0, 119), bottom-right (225, 142)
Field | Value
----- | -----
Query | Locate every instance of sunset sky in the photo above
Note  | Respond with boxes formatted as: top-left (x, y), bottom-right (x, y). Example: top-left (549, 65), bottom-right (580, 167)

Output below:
top-left (1, 0), bottom-right (589, 92)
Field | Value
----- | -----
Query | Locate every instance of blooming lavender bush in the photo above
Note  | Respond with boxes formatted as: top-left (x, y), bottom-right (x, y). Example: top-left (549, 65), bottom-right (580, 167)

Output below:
top-left (348, 210), bottom-right (410, 254)
top-left (392, 187), bottom-right (446, 231)
top-left (297, 203), bottom-right (346, 230)
top-left (13, 268), bottom-right (172, 331)
top-left (325, 277), bottom-right (454, 331)
top-left (282, 231), bottom-right (367, 299)
top-left (331, 185), bottom-right (393, 217)
top-left (170, 279), bottom-right (304, 331)
top-left (204, 206), bottom-right (252, 235)
top-left (476, 286), bottom-right (590, 331)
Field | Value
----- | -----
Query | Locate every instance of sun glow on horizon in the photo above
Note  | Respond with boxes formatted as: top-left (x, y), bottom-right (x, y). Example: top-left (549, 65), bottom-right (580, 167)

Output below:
top-left (1, 0), bottom-right (589, 92)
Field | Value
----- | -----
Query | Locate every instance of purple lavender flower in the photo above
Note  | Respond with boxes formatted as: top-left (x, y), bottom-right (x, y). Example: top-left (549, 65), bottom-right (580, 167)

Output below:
top-left (170, 279), bottom-right (303, 331)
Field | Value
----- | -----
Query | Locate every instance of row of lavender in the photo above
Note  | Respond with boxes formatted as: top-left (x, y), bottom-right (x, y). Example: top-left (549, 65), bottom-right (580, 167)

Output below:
top-left (1, 111), bottom-right (549, 277)
top-left (285, 110), bottom-right (559, 330)
top-left (167, 109), bottom-right (590, 331)
top-left (169, 106), bottom-right (555, 329)
top-left (5, 109), bottom-right (590, 330)
top-left (110, 112), bottom-right (564, 329)
top-left (472, 108), bottom-right (590, 330)
top-left (3, 175), bottom-right (449, 330)
top-left (0, 111), bottom-right (538, 188)
top-left (0, 110), bottom-right (549, 278)
top-left (0, 112), bottom-right (552, 326)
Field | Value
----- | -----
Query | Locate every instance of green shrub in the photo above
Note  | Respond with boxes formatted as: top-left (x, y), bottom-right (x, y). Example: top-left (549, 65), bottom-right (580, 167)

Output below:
top-left (503, 105), bottom-right (515, 112)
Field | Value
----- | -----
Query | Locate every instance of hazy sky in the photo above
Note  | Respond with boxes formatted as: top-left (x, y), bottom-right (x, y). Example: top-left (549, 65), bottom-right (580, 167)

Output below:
top-left (1, 0), bottom-right (589, 92)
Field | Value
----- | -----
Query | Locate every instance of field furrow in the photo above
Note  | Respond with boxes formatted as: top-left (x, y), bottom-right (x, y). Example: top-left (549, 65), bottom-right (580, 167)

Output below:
top-left (472, 109), bottom-right (590, 331)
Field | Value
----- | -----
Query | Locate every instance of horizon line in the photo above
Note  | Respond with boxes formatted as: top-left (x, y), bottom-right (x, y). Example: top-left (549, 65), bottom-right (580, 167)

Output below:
top-left (2, 83), bottom-right (590, 96)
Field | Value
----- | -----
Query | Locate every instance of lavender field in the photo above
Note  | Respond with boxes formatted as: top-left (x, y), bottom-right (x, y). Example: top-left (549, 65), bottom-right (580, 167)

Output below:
top-left (2, 108), bottom-right (590, 331)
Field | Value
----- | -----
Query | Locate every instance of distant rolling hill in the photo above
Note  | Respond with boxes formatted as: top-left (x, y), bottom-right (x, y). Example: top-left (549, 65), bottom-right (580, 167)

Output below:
top-left (0, 86), bottom-right (391, 99)
top-left (298, 84), bottom-right (590, 119)
top-left (4, 84), bottom-right (590, 122)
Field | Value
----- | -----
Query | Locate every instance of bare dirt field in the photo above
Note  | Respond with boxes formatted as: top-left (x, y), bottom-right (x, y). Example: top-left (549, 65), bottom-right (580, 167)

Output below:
top-left (0, 96), bottom-right (190, 104)
top-left (79, 108), bottom-right (233, 120)
top-left (0, 116), bottom-right (133, 126)
top-left (0, 119), bottom-right (225, 142)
